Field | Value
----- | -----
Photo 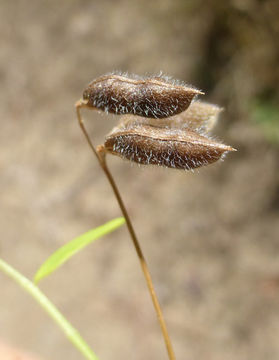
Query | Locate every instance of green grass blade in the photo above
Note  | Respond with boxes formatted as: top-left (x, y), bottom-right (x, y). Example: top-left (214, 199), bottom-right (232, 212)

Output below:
top-left (34, 217), bottom-right (125, 284)
top-left (0, 258), bottom-right (99, 360)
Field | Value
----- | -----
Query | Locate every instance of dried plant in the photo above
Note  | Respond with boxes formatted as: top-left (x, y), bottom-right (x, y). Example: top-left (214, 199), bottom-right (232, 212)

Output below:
top-left (83, 72), bottom-right (203, 118)
top-left (104, 122), bottom-right (233, 170)
top-left (76, 72), bottom-right (236, 360)
top-left (119, 100), bottom-right (223, 132)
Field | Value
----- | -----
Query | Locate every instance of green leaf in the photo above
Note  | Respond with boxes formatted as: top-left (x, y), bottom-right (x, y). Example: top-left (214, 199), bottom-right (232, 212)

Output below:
top-left (34, 217), bottom-right (125, 284)
top-left (0, 258), bottom-right (99, 360)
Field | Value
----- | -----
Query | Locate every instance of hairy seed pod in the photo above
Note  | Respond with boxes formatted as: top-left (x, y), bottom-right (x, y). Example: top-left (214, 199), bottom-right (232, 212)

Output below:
top-left (118, 101), bottom-right (222, 134)
top-left (167, 101), bottom-right (222, 133)
top-left (104, 124), bottom-right (236, 170)
top-left (83, 73), bottom-right (203, 118)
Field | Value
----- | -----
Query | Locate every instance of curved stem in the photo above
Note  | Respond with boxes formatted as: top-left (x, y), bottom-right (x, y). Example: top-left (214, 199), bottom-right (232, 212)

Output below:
top-left (75, 100), bottom-right (176, 360)
top-left (0, 258), bottom-right (98, 360)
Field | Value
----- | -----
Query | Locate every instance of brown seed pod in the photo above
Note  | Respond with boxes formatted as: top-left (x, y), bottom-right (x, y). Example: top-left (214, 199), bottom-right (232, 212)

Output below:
top-left (104, 124), bottom-right (236, 170)
top-left (83, 73), bottom-right (203, 118)
top-left (167, 101), bottom-right (223, 133)
top-left (118, 101), bottom-right (222, 134)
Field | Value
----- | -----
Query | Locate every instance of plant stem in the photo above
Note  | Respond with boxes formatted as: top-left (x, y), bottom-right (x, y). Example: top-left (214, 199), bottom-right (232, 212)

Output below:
top-left (0, 258), bottom-right (98, 360)
top-left (76, 100), bottom-right (176, 360)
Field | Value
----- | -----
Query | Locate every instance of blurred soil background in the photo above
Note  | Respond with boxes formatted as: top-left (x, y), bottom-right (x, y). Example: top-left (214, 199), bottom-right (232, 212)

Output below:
top-left (0, 1), bottom-right (279, 359)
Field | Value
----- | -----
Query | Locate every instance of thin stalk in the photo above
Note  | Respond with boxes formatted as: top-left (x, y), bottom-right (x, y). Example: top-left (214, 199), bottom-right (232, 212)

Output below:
top-left (75, 100), bottom-right (176, 360)
top-left (0, 258), bottom-right (98, 360)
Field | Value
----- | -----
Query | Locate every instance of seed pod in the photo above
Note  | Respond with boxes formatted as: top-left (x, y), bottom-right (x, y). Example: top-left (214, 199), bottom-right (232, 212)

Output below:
top-left (118, 101), bottom-right (222, 134)
top-left (83, 73), bottom-right (203, 118)
top-left (169, 101), bottom-right (222, 133)
top-left (104, 124), bottom-right (236, 170)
